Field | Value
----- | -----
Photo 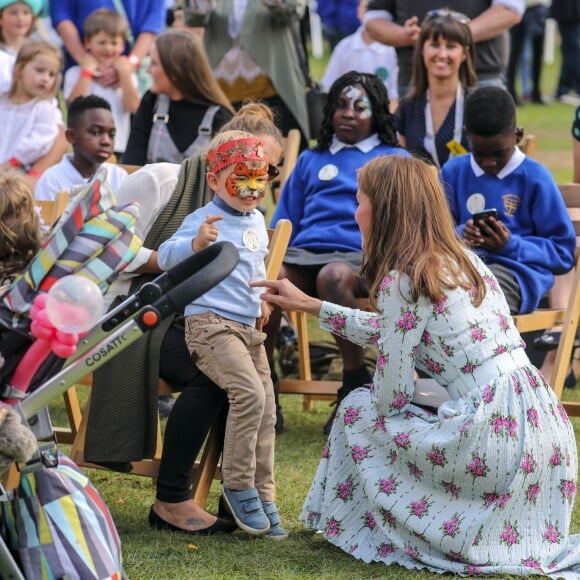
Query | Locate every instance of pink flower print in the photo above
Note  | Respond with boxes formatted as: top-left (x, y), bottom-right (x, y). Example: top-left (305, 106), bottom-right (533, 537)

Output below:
top-left (550, 446), bottom-right (564, 467)
top-left (390, 390), bottom-right (411, 411)
top-left (521, 557), bottom-right (541, 569)
top-left (326, 313), bottom-right (347, 335)
top-left (543, 522), bottom-right (562, 544)
top-left (379, 508), bottom-right (396, 528)
top-left (497, 313), bottom-right (510, 332)
top-left (396, 306), bottom-right (420, 333)
top-left (348, 543), bottom-right (358, 554)
top-left (521, 453), bottom-right (537, 475)
top-left (559, 479), bottom-right (577, 501)
top-left (369, 316), bottom-right (380, 329)
top-left (374, 415), bottom-right (386, 432)
top-left (351, 444), bottom-right (371, 464)
top-left (500, 522), bottom-right (521, 546)
top-left (376, 350), bottom-right (388, 371)
top-left (377, 477), bottom-right (398, 495)
top-left (427, 446), bottom-right (447, 468)
top-left (441, 480), bottom-right (461, 499)
top-left (377, 542), bottom-right (396, 557)
top-left (557, 402), bottom-right (569, 423)
top-left (484, 274), bottom-right (499, 292)
top-left (490, 414), bottom-right (518, 438)
top-left (494, 344), bottom-right (508, 356)
top-left (369, 331), bottom-right (380, 346)
top-left (388, 450), bottom-right (398, 464)
top-left (459, 418), bottom-right (473, 435)
top-left (362, 511), bottom-right (377, 530)
top-left (472, 526), bottom-right (483, 546)
top-left (526, 407), bottom-right (539, 429)
top-left (450, 551), bottom-right (467, 562)
top-left (441, 514), bottom-right (462, 538)
top-left (380, 274), bottom-right (394, 293)
top-left (482, 385), bottom-right (495, 404)
top-left (424, 357), bottom-right (443, 375)
top-left (467, 284), bottom-right (478, 301)
top-left (526, 483), bottom-right (541, 504)
top-left (321, 445), bottom-right (330, 459)
top-left (470, 323), bottom-right (486, 342)
top-left (335, 477), bottom-right (356, 501)
top-left (439, 337), bottom-right (454, 357)
top-left (422, 330), bottom-right (433, 345)
top-left (325, 517), bottom-right (342, 538)
top-left (407, 497), bottom-right (431, 518)
top-left (343, 406), bottom-right (361, 426)
top-left (433, 296), bottom-right (449, 317)
top-left (483, 492), bottom-right (499, 508)
top-left (461, 359), bottom-right (480, 375)
top-left (467, 454), bottom-right (489, 479)
top-left (404, 543), bottom-right (421, 560)
top-left (512, 377), bottom-right (522, 395)
top-left (466, 565), bottom-right (483, 576)
top-left (407, 462), bottom-right (423, 480)
top-left (394, 432), bottom-right (411, 450)
top-left (497, 493), bottom-right (512, 509)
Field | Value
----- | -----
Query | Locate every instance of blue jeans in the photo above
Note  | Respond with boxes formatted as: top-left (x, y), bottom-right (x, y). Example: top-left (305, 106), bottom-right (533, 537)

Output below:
top-left (556, 21), bottom-right (580, 97)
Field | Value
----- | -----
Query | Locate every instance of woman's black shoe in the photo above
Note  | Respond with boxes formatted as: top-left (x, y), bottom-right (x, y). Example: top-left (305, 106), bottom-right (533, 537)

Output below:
top-left (148, 506), bottom-right (237, 535)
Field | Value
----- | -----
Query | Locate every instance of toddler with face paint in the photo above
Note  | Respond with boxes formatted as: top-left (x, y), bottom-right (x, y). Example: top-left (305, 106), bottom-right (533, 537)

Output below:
top-left (157, 130), bottom-right (286, 539)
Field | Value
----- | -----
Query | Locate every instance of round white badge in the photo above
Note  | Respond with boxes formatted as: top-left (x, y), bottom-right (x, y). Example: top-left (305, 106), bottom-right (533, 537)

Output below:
top-left (318, 164), bottom-right (339, 181)
top-left (242, 228), bottom-right (260, 252)
top-left (466, 193), bottom-right (486, 214)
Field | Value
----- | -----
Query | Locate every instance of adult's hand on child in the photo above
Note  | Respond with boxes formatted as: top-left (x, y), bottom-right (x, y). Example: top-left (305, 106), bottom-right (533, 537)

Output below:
top-left (250, 278), bottom-right (323, 317)
top-left (96, 63), bottom-right (120, 88)
top-left (80, 54), bottom-right (99, 76)
top-left (113, 55), bottom-right (133, 77)
top-left (193, 214), bottom-right (223, 252)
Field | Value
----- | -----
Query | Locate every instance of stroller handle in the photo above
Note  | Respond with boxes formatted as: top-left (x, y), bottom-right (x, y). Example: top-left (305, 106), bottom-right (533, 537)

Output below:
top-left (152, 241), bottom-right (239, 317)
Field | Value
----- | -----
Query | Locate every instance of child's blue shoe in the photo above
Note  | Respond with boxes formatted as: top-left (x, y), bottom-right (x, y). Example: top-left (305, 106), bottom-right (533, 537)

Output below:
top-left (221, 486), bottom-right (270, 535)
top-left (262, 501), bottom-right (289, 540)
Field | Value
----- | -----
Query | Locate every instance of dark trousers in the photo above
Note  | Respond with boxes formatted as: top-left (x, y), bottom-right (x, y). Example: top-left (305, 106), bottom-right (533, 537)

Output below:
top-left (156, 324), bottom-right (227, 503)
top-left (556, 20), bottom-right (580, 97)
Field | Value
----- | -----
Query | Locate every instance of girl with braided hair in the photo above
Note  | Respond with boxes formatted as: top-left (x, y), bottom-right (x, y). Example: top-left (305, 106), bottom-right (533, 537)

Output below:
top-left (265, 71), bottom-right (408, 435)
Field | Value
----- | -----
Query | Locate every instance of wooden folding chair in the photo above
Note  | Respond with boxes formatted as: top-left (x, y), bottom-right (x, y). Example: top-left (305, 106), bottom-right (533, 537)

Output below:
top-left (520, 134), bottom-right (537, 158)
top-left (271, 129), bottom-right (301, 204)
top-left (512, 183), bottom-right (580, 415)
top-left (68, 219), bottom-right (292, 508)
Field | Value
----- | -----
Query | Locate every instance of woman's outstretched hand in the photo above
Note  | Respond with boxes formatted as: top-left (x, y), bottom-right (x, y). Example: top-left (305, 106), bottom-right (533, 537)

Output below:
top-left (250, 279), bottom-right (323, 316)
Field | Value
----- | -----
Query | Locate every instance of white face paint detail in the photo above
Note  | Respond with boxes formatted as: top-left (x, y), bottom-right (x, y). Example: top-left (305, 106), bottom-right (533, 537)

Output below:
top-left (466, 193), bottom-right (486, 214)
top-left (344, 85), bottom-right (363, 103)
top-left (341, 85), bottom-right (372, 119)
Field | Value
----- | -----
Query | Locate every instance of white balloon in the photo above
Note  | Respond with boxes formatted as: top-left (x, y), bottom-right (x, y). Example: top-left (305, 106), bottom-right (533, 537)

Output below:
top-left (45, 276), bottom-right (104, 333)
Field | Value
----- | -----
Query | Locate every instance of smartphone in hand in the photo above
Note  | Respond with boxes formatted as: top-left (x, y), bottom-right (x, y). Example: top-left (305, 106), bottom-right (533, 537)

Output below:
top-left (472, 209), bottom-right (498, 231)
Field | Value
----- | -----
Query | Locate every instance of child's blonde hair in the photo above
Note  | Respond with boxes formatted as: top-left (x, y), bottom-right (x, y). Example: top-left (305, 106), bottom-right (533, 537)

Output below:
top-left (0, 0), bottom-right (38, 45)
top-left (9, 39), bottom-right (62, 99)
top-left (83, 8), bottom-right (128, 42)
top-left (0, 171), bottom-right (41, 280)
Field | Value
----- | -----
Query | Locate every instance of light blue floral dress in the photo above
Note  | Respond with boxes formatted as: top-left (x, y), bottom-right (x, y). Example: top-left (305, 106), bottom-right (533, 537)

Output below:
top-left (300, 256), bottom-right (580, 577)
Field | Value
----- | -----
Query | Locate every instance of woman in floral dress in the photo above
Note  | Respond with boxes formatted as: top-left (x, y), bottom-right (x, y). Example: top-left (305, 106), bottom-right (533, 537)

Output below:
top-left (254, 155), bottom-right (580, 577)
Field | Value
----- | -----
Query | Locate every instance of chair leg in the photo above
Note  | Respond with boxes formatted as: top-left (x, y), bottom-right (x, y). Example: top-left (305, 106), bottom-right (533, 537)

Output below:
top-left (191, 417), bottom-right (225, 508)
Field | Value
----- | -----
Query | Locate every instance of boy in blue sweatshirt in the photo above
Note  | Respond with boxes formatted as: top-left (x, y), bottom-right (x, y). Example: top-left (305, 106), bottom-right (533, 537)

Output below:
top-left (158, 131), bottom-right (286, 540)
top-left (441, 86), bottom-right (575, 314)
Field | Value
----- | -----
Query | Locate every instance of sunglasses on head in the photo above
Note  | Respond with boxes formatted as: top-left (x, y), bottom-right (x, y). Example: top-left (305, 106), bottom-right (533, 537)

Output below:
top-left (426, 9), bottom-right (471, 25)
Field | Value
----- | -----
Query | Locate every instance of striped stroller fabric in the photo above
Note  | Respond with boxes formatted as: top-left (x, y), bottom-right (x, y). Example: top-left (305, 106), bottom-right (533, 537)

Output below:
top-left (0, 450), bottom-right (123, 579)
top-left (0, 167), bottom-right (142, 330)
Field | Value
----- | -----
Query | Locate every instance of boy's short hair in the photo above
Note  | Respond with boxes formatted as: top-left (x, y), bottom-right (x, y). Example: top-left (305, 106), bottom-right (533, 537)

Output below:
top-left (83, 8), bottom-right (128, 40)
top-left (67, 95), bottom-right (112, 129)
top-left (464, 86), bottom-right (516, 137)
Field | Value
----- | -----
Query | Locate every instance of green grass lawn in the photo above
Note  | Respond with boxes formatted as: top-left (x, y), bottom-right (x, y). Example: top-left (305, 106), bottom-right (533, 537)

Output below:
top-left (33, 44), bottom-right (580, 580)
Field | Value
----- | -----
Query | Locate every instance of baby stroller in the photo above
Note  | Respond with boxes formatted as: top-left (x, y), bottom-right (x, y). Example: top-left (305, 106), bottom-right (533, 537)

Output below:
top-left (0, 171), bottom-right (239, 579)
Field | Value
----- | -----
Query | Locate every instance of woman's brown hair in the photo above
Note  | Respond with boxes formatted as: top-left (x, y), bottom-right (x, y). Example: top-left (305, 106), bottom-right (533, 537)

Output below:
top-left (154, 29), bottom-right (234, 114)
top-left (358, 156), bottom-right (485, 309)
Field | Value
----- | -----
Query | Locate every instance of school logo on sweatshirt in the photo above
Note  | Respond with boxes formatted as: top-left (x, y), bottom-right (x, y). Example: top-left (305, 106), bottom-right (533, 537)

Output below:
top-left (503, 194), bottom-right (520, 217)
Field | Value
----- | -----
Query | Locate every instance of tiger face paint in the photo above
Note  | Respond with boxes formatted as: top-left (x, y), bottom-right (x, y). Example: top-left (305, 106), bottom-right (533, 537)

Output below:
top-left (224, 161), bottom-right (269, 199)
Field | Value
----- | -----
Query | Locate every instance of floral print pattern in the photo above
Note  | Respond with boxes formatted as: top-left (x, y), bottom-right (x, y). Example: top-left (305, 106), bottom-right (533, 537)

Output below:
top-left (302, 257), bottom-right (580, 577)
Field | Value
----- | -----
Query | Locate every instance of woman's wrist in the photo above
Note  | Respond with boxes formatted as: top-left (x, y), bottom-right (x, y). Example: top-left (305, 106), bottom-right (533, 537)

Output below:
top-left (80, 68), bottom-right (95, 79)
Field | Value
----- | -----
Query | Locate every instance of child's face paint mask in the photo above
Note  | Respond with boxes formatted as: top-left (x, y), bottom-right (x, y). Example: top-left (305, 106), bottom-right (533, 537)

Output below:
top-left (225, 161), bottom-right (269, 198)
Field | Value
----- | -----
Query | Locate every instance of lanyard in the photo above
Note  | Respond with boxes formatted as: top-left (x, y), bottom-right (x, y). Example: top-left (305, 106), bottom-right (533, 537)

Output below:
top-left (423, 84), bottom-right (464, 169)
